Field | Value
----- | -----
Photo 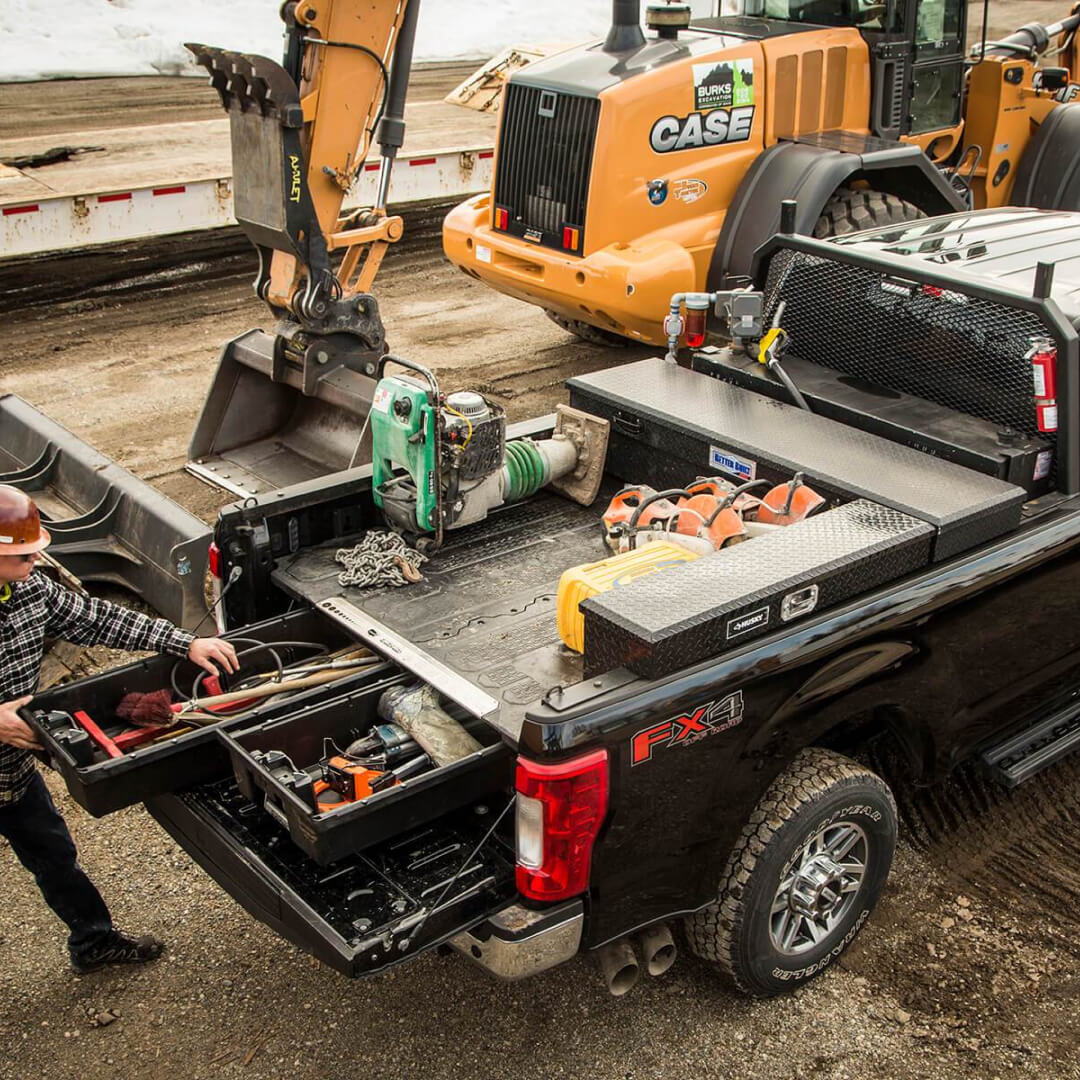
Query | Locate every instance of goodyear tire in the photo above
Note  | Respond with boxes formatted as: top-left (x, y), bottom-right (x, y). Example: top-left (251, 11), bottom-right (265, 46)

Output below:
top-left (812, 186), bottom-right (923, 238)
top-left (684, 747), bottom-right (897, 997)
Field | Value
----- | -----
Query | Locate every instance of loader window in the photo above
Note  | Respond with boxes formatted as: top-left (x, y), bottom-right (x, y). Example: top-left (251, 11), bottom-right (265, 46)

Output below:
top-left (915, 0), bottom-right (961, 44)
top-left (738, 0), bottom-right (896, 30)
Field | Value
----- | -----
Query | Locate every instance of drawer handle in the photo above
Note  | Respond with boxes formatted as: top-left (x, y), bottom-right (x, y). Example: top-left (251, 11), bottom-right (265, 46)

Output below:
top-left (613, 411), bottom-right (644, 437)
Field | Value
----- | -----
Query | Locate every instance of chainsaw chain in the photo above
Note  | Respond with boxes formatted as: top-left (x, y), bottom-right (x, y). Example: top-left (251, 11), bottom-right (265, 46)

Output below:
top-left (335, 531), bottom-right (427, 588)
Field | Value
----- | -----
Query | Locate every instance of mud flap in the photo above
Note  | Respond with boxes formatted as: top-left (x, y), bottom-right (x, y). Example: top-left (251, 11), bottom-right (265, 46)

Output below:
top-left (0, 394), bottom-right (211, 629)
top-left (186, 329), bottom-right (377, 498)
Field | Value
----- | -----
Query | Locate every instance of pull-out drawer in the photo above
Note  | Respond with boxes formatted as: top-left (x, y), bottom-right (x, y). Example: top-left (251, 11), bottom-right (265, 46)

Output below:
top-left (147, 779), bottom-right (517, 978)
top-left (223, 680), bottom-right (512, 864)
top-left (24, 609), bottom-right (393, 816)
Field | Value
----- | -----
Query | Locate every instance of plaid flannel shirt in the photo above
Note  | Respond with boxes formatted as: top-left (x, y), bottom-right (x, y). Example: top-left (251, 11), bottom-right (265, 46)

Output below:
top-left (0, 573), bottom-right (193, 805)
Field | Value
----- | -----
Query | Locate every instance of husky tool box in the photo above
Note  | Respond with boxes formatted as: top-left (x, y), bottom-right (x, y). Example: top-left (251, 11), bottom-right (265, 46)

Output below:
top-left (568, 358), bottom-right (1025, 561)
top-left (24, 609), bottom-right (393, 817)
top-left (224, 680), bottom-right (511, 864)
top-left (582, 500), bottom-right (934, 679)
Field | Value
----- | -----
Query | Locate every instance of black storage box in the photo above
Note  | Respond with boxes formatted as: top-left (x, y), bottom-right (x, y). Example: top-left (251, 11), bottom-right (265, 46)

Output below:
top-left (568, 358), bottom-right (1025, 561)
top-left (223, 680), bottom-right (512, 864)
top-left (25, 609), bottom-right (393, 817)
top-left (692, 347), bottom-right (1054, 498)
top-left (582, 500), bottom-right (934, 679)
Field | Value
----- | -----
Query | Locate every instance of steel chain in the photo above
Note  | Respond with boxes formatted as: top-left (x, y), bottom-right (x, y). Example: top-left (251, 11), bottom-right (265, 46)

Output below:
top-left (335, 530), bottom-right (427, 588)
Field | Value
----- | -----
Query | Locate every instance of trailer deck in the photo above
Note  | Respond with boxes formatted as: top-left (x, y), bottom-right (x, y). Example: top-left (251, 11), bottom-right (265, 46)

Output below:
top-left (0, 66), bottom-right (496, 257)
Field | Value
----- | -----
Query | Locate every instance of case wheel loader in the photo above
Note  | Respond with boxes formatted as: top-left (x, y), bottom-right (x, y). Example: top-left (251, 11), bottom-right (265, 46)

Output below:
top-left (442, 0), bottom-right (1080, 346)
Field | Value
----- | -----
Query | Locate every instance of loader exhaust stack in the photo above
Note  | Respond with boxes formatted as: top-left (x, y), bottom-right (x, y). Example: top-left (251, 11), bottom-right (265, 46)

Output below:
top-left (604, 0), bottom-right (645, 53)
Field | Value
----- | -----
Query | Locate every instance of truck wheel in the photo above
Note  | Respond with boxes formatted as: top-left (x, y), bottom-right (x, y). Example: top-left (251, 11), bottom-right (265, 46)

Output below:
top-left (812, 187), bottom-right (923, 238)
top-left (545, 310), bottom-right (629, 347)
top-left (684, 747), bottom-right (897, 997)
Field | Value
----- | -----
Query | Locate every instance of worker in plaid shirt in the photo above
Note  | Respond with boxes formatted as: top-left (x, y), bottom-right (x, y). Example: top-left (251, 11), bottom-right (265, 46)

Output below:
top-left (0, 485), bottom-right (238, 974)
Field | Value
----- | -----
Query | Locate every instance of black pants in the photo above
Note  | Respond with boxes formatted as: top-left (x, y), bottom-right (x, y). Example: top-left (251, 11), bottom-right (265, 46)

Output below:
top-left (0, 771), bottom-right (112, 958)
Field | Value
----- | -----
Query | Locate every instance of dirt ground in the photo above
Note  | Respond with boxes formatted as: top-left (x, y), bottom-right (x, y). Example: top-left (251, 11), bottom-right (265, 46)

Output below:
top-left (2, 13), bottom-right (1079, 1078)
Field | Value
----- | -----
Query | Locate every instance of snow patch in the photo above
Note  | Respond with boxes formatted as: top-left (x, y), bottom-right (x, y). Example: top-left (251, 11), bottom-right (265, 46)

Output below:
top-left (0, 0), bottom-right (712, 83)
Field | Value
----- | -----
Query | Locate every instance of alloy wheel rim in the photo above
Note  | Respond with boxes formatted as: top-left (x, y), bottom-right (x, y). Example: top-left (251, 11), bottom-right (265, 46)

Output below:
top-left (769, 820), bottom-right (868, 956)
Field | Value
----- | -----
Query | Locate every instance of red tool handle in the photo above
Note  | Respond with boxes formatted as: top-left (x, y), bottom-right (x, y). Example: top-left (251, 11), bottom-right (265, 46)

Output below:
top-left (73, 709), bottom-right (123, 760)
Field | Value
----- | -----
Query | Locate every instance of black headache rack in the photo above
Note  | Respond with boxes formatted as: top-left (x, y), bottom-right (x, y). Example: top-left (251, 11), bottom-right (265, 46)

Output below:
top-left (744, 229), bottom-right (1080, 497)
top-left (147, 779), bottom-right (517, 978)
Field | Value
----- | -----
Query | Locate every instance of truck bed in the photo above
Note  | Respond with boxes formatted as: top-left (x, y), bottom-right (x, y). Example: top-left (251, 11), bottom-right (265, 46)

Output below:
top-left (271, 488), bottom-right (614, 741)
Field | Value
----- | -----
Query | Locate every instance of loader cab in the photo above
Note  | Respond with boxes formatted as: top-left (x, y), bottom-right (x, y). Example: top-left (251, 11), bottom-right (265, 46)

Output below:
top-left (724, 0), bottom-right (967, 138)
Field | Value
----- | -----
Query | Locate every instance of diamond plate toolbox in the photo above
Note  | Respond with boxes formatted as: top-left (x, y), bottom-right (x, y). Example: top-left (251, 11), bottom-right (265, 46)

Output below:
top-left (581, 500), bottom-right (934, 680)
top-left (568, 359), bottom-right (1025, 561)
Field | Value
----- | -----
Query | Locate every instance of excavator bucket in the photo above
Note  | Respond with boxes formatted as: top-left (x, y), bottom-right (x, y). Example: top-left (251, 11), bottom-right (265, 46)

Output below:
top-left (0, 395), bottom-right (212, 630)
top-left (185, 329), bottom-right (375, 497)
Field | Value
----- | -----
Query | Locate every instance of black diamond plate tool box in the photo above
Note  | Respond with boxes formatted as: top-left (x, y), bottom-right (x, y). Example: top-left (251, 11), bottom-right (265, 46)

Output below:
top-left (582, 501), bottom-right (934, 680)
top-left (568, 358), bottom-right (1024, 561)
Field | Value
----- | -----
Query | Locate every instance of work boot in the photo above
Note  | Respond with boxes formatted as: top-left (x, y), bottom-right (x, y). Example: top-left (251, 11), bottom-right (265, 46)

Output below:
top-left (71, 931), bottom-right (165, 974)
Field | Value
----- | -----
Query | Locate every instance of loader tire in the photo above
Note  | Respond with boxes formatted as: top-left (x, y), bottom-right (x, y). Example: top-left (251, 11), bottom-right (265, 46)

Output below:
top-left (684, 747), bottom-right (897, 997)
top-left (812, 186), bottom-right (923, 238)
top-left (545, 310), bottom-right (630, 347)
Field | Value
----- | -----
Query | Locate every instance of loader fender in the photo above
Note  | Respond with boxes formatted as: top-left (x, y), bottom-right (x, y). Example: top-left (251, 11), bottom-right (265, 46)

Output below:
top-left (708, 137), bottom-right (966, 289)
top-left (1012, 103), bottom-right (1080, 211)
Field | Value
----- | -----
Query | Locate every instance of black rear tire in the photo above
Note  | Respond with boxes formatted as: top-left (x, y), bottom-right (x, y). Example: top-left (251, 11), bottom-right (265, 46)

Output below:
top-left (812, 186), bottom-right (924, 238)
top-left (684, 747), bottom-right (897, 997)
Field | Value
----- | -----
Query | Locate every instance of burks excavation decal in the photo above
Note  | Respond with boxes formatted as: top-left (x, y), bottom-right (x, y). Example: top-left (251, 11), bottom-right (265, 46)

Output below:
top-left (648, 58), bottom-right (756, 154)
top-left (694, 58), bottom-right (755, 111)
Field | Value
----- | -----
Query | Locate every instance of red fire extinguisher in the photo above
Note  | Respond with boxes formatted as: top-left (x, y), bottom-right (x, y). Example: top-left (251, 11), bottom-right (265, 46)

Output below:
top-left (1028, 339), bottom-right (1058, 433)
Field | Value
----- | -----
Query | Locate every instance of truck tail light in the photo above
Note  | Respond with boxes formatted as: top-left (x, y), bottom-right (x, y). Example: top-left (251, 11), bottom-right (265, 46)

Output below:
top-left (207, 541), bottom-right (223, 579)
top-left (494, 206), bottom-right (509, 231)
top-left (1028, 342), bottom-right (1058, 432)
top-left (515, 749), bottom-right (608, 901)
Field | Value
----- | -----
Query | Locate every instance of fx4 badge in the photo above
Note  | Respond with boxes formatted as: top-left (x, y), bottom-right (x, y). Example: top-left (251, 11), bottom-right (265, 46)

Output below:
top-left (631, 690), bottom-right (744, 765)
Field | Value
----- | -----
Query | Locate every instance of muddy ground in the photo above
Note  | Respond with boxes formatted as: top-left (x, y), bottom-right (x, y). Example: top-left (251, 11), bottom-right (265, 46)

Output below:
top-left (2, 18), bottom-right (1079, 1078)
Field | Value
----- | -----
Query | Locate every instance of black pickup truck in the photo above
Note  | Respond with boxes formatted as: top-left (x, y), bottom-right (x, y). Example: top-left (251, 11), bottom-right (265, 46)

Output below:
top-left (29, 207), bottom-right (1080, 998)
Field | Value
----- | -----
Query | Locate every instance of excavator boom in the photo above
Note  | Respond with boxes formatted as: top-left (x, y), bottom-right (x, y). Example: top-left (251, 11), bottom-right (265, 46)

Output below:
top-left (185, 0), bottom-right (421, 498)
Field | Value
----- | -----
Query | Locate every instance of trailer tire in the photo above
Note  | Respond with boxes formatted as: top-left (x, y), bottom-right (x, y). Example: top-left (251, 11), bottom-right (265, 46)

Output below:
top-left (812, 186), bottom-right (923, 238)
top-left (684, 747), bottom-right (897, 997)
top-left (544, 310), bottom-right (630, 347)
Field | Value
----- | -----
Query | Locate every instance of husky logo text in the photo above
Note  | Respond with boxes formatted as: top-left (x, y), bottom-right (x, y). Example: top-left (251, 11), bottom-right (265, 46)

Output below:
top-left (631, 690), bottom-right (745, 765)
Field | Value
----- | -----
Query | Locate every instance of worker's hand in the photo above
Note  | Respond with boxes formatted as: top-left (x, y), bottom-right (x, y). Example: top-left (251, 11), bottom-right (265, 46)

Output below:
top-left (0, 696), bottom-right (42, 751)
top-left (187, 637), bottom-right (239, 678)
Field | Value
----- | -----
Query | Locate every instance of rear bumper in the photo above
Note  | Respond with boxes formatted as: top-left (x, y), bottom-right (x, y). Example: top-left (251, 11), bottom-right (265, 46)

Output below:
top-left (443, 195), bottom-right (695, 346)
top-left (449, 899), bottom-right (583, 980)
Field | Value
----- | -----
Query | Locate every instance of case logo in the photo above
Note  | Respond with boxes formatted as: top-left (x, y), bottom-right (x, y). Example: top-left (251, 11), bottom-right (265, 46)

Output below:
top-left (631, 691), bottom-right (744, 765)
top-left (649, 106), bottom-right (755, 153)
